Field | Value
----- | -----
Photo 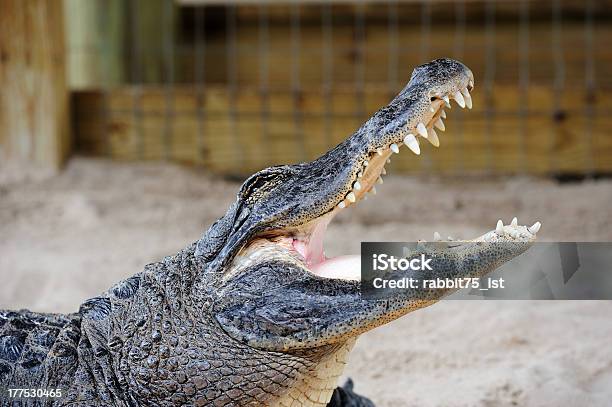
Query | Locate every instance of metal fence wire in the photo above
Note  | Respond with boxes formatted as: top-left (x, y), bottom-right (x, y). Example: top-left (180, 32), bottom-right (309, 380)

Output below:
top-left (68, 0), bottom-right (611, 177)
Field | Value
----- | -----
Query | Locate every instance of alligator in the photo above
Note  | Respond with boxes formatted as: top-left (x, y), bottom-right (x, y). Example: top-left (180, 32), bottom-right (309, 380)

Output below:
top-left (0, 58), bottom-right (541, 406)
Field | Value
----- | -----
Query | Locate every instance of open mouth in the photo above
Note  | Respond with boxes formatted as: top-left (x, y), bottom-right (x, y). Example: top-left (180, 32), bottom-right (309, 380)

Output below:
top-left (241, 84), bottom-right (476, 281)
top-left (229, 71), bottom-right (541, 282)
top-left (293, 85), bottom-right (475, 280)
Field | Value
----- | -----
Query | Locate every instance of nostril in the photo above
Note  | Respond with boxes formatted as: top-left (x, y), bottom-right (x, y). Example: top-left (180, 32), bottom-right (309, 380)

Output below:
top-left (430, 97), bottom-right (437, 102)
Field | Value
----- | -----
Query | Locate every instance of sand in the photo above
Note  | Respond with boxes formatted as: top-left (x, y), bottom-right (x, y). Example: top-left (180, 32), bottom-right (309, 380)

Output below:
top-left (1, 157), bottom-right (611, 406)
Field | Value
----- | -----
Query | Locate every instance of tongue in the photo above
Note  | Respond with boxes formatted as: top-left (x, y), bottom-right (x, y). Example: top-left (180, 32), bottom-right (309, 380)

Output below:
top-left (310, 255), bottom-right (361, 281)
top-left (292, 217), bottom-right (330, 266)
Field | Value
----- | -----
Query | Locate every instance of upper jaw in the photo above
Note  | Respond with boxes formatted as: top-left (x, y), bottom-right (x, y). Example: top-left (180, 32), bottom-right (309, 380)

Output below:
top-left (332, 76), bottom-right (475, 212)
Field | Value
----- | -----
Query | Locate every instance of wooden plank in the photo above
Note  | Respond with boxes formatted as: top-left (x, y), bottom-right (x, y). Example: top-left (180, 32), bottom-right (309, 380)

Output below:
top-left (131, 0), bottom-right (177, 84)
top-left (72, 85), bottom-right (612, 176)
top-left (174, 21), bottom-right (612, 89)
top-left (63, 0), bottom-right (125, 89)
top-left (0, 0), bottom-right (70, 170)
top-left (178, 0), bottom-right (603, 11)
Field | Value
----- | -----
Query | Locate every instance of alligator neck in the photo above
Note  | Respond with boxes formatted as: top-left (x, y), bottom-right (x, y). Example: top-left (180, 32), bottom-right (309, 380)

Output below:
top-left (272, 339), bottom-right (357, 406)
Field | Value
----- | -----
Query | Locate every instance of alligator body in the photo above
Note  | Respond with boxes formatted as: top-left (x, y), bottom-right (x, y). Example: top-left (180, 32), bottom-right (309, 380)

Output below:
top-left (0, 59), bottom-right (540, 406)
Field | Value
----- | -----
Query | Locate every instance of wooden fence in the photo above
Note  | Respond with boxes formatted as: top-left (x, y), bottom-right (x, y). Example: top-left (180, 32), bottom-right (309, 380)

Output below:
top-left (69, 0), bottom-right (612, 176)
top-left (73, 84), bottom-right (612, 176)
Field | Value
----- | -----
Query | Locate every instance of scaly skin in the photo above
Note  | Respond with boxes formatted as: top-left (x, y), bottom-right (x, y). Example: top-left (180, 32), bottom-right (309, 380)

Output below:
top-left (0, 59), bottom-right (539, 406)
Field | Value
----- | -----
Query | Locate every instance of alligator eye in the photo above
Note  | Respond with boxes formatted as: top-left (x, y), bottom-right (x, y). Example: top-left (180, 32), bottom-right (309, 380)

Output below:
top-left (430, 97), bottom-right (437, 101)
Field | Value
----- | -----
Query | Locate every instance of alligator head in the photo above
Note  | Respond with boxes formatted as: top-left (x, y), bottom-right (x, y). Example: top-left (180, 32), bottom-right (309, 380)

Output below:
top-left (183, 58), bottom-right (540, 404)
top-left (197, 58), bottom-right (475, 272)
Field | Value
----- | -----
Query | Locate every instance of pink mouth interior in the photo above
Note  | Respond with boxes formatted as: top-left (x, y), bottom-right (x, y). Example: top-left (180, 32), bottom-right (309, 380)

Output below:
top-left (291, 218), bottom-right (361, 281)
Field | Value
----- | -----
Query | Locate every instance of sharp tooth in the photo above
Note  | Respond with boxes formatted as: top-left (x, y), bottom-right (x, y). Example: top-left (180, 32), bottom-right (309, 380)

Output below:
top-left (528, 221), bottom-right (541, 234)
top-left (443, 95), bottom-right (451, 108)
top-left (511, 217), bottom-right (518, 227)
top-left (454, 90), bottom-right (466, 108)
top-left (417, 123), bottom-right (428, 138)
top-left (441, 110), bottom-right (447, 119)
top-left (433, 232), bottom-right (441, 241)
top-left (390, 143), bottom-right (400, 154)
top-left (376, 148), bottom-right (383, 156)
top-left (358, 171), bottom-right (363, 178)
top-left (347, 192), bottom-right (356, 202)
top-left (462, 88), bottom-right (473, 109)
top-left (364, 160), bottom-right (369, 167)
top-left (377, 177), bottom-right (384, 184)
top-left (381, 167), bottom-right (386, 175)
top-left (403, 133), bottom-right (421, 155)
top-left (496, 220), bottom-right (504, 234)
top-left (371, 186), bottom-right (377, 195)
top-left (386, 159), bottom-right (391, 164)
top-left (338, 201), bottom-right (346, 209)
top-left (435, 118), bottom-right (445, 131)
top-left (427, 128), bottom-right (440, 147)
top-left (353, 181), bottom-right (362, 191)
top-left (430, 106), bottom-right (435, 113)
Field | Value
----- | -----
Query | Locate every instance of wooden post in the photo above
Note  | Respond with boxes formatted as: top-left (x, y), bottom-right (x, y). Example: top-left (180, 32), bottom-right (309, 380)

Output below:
top-left (133, 0), bottom-right (169, 84)
top-left (0, 0), bottom-right (70, 170)
top-left (64, 0), bottom-right (125, 89)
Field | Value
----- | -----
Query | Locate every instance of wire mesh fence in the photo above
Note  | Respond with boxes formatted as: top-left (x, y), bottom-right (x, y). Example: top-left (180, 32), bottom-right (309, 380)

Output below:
top-left (68, 0), bottom-right (612, 177)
